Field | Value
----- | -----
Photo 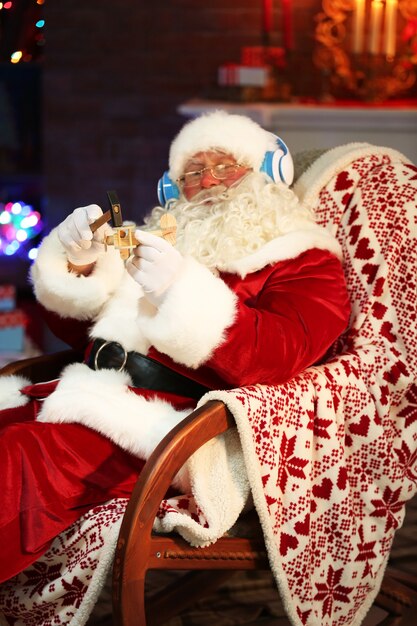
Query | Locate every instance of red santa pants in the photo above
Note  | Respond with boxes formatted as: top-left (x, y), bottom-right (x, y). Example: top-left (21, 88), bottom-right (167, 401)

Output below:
top-left (0, 400), bottom-right (146, 583)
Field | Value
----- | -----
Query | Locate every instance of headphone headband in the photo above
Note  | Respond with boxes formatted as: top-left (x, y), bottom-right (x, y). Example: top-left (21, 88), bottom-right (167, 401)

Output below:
top-left (157, 134), bottom-right (293, 207)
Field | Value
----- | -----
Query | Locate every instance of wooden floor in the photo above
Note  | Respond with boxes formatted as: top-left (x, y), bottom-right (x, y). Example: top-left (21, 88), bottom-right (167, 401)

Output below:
top-left (87, 493), bottom-right (417, 626)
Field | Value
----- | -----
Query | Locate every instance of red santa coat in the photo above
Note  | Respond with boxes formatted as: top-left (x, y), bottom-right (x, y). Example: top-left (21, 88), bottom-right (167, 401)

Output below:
top-left (0, 220), bottom-right (350, 581)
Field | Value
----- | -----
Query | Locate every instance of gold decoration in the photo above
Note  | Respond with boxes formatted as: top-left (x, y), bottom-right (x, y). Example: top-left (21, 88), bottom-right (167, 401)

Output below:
top-left (314, 0), bottom-right (417, 101)
top-left (104, 215), bottom-right (177, 262)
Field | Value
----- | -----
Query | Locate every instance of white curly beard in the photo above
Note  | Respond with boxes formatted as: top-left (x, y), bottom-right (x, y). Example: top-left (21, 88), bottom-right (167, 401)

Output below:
top-left (144, 172), bottom-right (314, 270)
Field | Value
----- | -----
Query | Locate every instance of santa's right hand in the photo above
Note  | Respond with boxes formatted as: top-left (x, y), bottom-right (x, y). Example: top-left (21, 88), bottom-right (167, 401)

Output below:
top-left (58, 204), bottom-right (112, 265)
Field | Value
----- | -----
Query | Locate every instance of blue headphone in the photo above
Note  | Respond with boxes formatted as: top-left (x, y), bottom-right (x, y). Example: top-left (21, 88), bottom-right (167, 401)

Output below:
top-left (157, 135), bottom-right (294, 207)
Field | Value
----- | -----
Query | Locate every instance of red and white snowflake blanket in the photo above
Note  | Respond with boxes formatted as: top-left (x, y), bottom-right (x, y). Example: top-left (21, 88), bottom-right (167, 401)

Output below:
top-left (1, 144), bottom-right (417, 626)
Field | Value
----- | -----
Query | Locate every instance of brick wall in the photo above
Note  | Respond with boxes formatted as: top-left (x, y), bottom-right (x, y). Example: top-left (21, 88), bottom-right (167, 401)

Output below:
top-left (43, 0), bottom-right (320, 226)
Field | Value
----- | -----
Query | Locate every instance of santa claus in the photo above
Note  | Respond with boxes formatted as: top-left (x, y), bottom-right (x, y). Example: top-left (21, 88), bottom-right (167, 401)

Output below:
top-left (0, 110), bottom-right (350, 583)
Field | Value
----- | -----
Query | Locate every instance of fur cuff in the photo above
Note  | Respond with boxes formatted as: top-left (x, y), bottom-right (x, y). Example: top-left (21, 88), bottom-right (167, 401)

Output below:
top-left (139, 257), bottom-right (237, 369)
top-left (37, 362), bottom-right (192, 466)
top-left (0, 375), bottom-right (31, 410)
top-left (30, 228), bottom-right (125, 320)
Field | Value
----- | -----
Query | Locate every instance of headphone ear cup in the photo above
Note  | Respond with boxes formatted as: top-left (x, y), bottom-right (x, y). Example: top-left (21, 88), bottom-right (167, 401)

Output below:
top-left (157, 171), bottom-right (180, 206)
top-left (260, 136), bottom-right (294, 186)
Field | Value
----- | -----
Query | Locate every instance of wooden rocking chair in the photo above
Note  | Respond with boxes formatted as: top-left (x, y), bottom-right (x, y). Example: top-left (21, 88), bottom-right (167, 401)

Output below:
top-left (2, 143), bottom-right (417, 626)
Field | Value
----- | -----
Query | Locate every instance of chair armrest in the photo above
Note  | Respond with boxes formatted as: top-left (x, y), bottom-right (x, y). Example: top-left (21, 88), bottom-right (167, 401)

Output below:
top-left (119, 399), bottom-right (234, 541)
top-left (0, 349), bottom-right (81, 382)
top-left (114, 400), bottom-right (235, 597)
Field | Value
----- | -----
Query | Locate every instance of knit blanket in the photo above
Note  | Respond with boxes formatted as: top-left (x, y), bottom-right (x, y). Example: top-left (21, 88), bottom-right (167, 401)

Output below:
top-left (1, 144), bottom-right (417, 626)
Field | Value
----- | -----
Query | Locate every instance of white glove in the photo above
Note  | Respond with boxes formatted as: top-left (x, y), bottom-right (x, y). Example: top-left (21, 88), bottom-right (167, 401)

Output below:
top-left (57, 204), bottom-right (112, 266)
top-left (126, 230), bottom-right (184, 307)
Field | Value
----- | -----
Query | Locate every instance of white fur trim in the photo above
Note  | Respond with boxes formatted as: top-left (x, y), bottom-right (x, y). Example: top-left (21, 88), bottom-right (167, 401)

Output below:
top-left (169, 110), bottom-right (278, 181)
top-left (221, 224), bottom-right (343, 278)
top-left (89, 272), bottom-right (150, 354)
top-left (36, 363), bottom-right (192, 482)
top-left (153, 426), bottom-right (251, 547)
top-left (0, 375), bottom-right (31, 410)
top-left (139, 257), bottom-right (238, 369)
top-left (30, 228), bottom-right (125, 320)
top-left (294, 142), bottom-right (409, 206)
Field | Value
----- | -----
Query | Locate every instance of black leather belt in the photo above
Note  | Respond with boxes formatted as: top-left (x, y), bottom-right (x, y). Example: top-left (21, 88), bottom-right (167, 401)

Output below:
top-left (86, 338), bottom-right (209, 399)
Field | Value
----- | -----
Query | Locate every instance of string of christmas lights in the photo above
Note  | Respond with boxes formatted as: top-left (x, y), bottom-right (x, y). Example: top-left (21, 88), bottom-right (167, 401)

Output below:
top-left (0, 0), bottom-right (45, 64)
top-left (0, 1), bottom-right (45, 259)
top-left (0, 201), bottom-right (42, 259)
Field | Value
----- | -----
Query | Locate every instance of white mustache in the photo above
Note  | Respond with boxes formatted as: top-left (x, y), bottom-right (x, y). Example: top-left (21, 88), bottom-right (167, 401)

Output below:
top-left (179, 185), bottom-right (229, 211)
top-left (190, 185), bottom-right (229, 205)
top-left (180, 172), bottom-right (255, 210)
top-left (189, 171), bottom-right (254, 207)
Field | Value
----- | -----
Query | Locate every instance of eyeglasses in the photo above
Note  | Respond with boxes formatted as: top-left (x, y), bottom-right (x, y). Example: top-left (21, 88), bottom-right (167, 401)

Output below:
top-left (178, 163), bottom-right (245, 188)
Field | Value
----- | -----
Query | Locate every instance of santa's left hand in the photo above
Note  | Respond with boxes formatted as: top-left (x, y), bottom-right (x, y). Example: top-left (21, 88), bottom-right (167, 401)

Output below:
top-left (126, 230), bottom-right (184, 307)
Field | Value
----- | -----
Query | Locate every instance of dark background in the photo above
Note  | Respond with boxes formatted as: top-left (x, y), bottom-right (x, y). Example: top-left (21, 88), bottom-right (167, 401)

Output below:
top-left (0, 0), bottom-right (323, 242)
top-left (0, 0), bottom-right (415, 348)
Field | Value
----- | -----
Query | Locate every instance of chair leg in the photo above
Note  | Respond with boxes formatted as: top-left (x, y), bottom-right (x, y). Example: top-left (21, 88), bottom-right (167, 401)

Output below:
top-left (146, 570), bottom-right (237, 626)
top-left (113, 577), bottom-right (147, 626)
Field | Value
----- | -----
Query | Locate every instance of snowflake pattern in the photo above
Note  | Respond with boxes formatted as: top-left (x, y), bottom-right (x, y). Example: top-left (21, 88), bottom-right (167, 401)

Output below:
top-left (0, 500), bottom-right (127, 626)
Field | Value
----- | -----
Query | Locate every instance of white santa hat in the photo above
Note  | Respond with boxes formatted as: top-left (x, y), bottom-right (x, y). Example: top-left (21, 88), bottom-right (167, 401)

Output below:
top-left (168, 110), bottom-right (279, 181)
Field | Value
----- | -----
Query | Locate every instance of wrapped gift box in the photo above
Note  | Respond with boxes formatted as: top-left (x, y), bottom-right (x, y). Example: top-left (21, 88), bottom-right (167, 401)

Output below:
top-left (0, 285), bottom-right (16, 312)
top-left (0, 309), bottom-right (26, 352)
top-left (218, 64), bottom-right (268, 87)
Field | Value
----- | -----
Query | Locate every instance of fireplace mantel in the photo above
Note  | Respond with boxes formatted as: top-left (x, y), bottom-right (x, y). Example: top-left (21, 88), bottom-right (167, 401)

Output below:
top-left (178, 99), bottom-right (417, 164)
